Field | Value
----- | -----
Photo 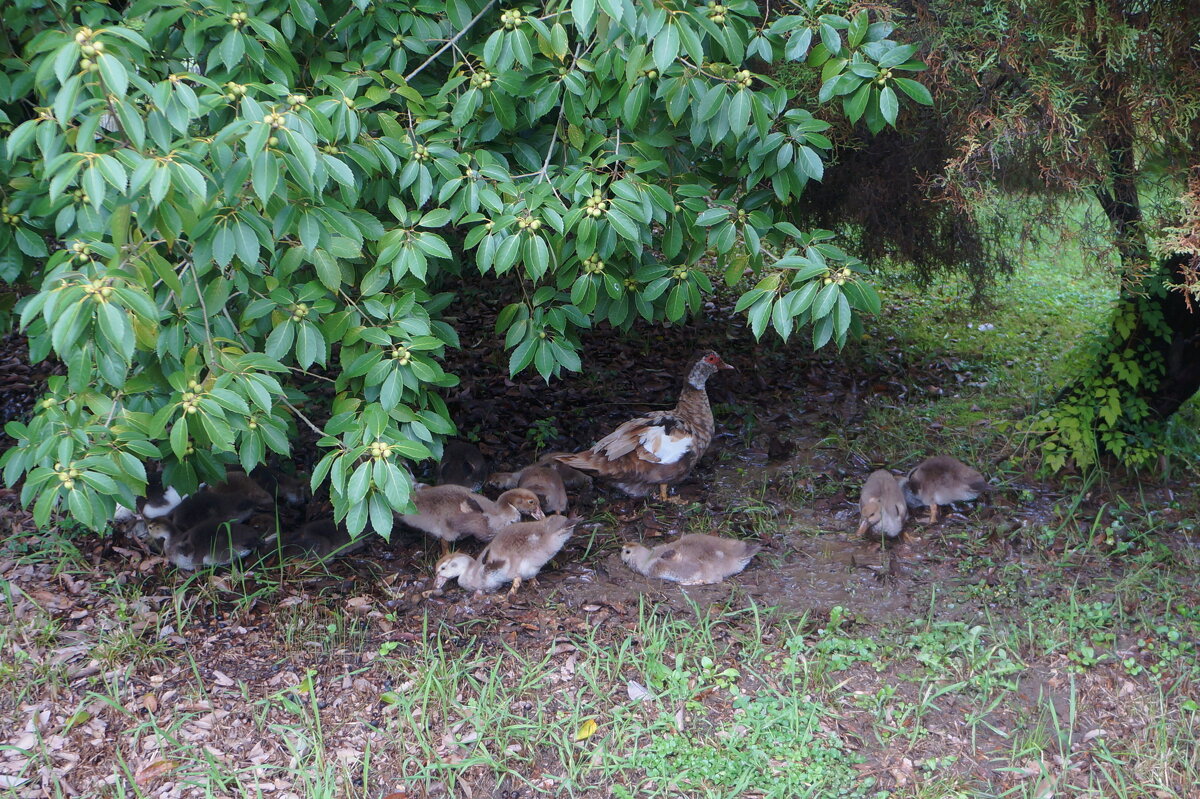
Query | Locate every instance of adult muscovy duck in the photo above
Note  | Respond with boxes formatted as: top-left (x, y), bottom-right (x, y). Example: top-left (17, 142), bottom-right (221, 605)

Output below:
top-left (556, 351), bottom-right (734, 501)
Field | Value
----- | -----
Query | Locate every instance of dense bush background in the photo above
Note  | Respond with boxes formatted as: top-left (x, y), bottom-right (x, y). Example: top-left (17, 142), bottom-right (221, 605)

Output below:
top-left (0, 0), bottom-right (929, 535)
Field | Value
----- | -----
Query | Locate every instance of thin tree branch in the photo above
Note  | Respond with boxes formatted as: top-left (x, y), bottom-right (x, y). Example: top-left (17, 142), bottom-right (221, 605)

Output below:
top-left (405, 0), bottom-right (498, 83)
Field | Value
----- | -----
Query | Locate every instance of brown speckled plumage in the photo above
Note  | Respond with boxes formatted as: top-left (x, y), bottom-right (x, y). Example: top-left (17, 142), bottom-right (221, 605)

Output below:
top-left (556, 352), bottom-right (733, 498)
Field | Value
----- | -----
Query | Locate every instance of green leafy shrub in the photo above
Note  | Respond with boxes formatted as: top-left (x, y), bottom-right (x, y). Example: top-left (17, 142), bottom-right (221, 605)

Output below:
top-left (0, 0), bottom-right (928, 535)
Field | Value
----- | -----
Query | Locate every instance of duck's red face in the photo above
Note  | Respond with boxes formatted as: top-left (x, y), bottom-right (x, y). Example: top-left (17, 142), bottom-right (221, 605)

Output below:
top-left (703, 352), bottom-right (734, 370)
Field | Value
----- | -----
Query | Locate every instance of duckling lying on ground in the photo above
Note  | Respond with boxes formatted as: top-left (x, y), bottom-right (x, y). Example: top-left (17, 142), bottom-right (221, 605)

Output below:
top-left (278, 519), bottom-right (365, 562)
top-left (857, 470), bottom-right (908, 540)
top-left (901, 455), bottom-right (991, 523)
top-left (208, 470), bottom-right (274, 509)
top-left (621, 534), bottom-right (760, 585)
top-left (433, 515), bottom-right (580, 596)
top-left (437, 440), bottom-right (490, 491)
top-left (112, 472), bottom-right (183, 522)
top-left (169, 489), bottom-right (262, 531)
top-left (250, 465), bottom-right (307, 505)
top-left (398, 485), bottom-right (543, 554)
top-left (487, 465), bottom-right (568, 514)
top-left (145, 518), bottom-right (265, 571)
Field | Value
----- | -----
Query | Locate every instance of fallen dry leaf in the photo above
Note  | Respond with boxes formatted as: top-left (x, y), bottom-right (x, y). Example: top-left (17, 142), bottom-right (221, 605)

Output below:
top-left (626, 680), bottom-right (650, 702)
top-left (574, 718), bottom-right (598, 741)
top-left (134, 759), bottom-right (180, 787)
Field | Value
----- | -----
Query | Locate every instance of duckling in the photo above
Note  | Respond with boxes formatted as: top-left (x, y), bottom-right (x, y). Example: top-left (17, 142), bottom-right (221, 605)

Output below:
top-left (487, 465), bottom-right (568, 514)
top-left (437, 440), bottom-right (490, 491)
top-left (902, 455), bottom-right (991, 523)
top-left (112, 472), bottom-right (183, 522)
top-left (433, 515), bottom-right (580, 596)
top-left (145, 518), bottom-right (265, 571)
top-left (621, 534), bottom-right (760, 585)
top-left (250, 465), bottom-right (307, 505)
top-left (279, 519), bottom-right (365, 561)
top-left (398, 485), bottom-right (543, 554)
top-left (208, 470), bottom-right (274, 510)
top-left (170, 489), bottom-right (260, 531)
top-left (530, 452), bottom-right (593, 492)
top-left (857, 470), bottom-right (908, 540)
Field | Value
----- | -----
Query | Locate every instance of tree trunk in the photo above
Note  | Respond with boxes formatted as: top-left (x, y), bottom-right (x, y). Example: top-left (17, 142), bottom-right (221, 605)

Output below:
top-left (1134, 254), bottom-right (1200, 419)
top-left (1089, 124), bottom-right (1200, 423)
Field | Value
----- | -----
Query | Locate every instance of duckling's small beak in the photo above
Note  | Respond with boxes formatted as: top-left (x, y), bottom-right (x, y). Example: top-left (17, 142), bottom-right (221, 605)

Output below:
top-left (531, 507), bottom-right (546, 520)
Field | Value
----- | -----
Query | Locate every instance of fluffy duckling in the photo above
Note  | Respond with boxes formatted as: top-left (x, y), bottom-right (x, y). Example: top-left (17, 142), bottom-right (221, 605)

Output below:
top-left (530, 452), bottom-right (593, 492)
top-left (112, 472), bottom-right (183, 522)
top-left (857, 470), bottom-right (908, 540)
top-left (621, 534), bottom-right (759, 585)
top-left (250, 465), bottom-right (307, 505)
top-left (437, 440), bottom-right (490, 491)
top-left (279, 519), bottom-right (365, 561)
top-left (902, 455), bottom-right (991, 523)
top-left (433, 515), bottom-right (579, 596)
top-left (488, 465), bottom-right (568, 514)
top-left (398, 485), bottom-right (543, 554)
top-left (208, 470), bottom-right (274, 509)
top-left (145, 518), bottom-right (265, 571)
top-left (170, 489), bottom-right (260, 531)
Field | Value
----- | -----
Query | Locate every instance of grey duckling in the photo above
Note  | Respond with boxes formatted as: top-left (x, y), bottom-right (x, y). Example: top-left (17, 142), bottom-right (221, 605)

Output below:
top-left (437, 440), bottom-right (490, 491)
top-left (529, 452), bottom-right (593, 492)
top-left (279, 519), bottom-right (366, 561)
top-left (433, 515), bottom-right (580, 596)
top-left (250, 465), bottom-right (307, 505)
top-left (621, 534), bottom-right (760, 585)
top-left (901, 455), bottom-right (991, 523)
top-left (169, 488), bottom-right (261, 531)
top-left (145, 518), bottom-right (265, 571)
top-left (398, 485), bottom-right (543, 555)
top-left (208, 470), bottom-right (274, 510)
top-left (857, 470), bottom-right (908, 540)
top-left (488, 465), bottom-right (568, 514)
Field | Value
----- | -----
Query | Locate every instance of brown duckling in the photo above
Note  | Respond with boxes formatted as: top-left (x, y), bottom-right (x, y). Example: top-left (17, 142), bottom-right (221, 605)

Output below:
top-left (556, 352), bottom-right (734, 501)
top-left (529, 452), bottom-right (593, 492)
top-left (398, 485), bottom-right (543, 554)
top-left (487, 465), bottom-right (568, 514)
top-left (145, 518), bottom-right (265, 571)
top-left (857, 470), bottom-right (908, 540)
top-left (437, 440), bottom-right (490, 491)
top-left (208, 470), bottom-right (274, 510)
top-left (170, 489), bottom-right (261, 531)
top-left (433, 515), bottom-right (580, 596)
top-left (901, 455), bottom-right (991, 523)
top-left (279, 519), bottom-right (365, 561)
top-left (621, 534), bottom-right (760, 585)
top-left (250, 465), bottom-right (307, 505)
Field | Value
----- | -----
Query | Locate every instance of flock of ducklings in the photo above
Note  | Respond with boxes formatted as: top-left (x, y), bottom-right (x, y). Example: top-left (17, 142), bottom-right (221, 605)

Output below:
top-left (857, 455), bottom-right (992, 541)
top-left (113, 352), bottom-right (992, 598)
top-left (115, 447), bottom-right (759, 598)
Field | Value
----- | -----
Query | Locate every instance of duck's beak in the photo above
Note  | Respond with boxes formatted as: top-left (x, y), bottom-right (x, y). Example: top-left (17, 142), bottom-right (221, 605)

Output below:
top-left (717, 357), bottom-right (735, 370)
top-left (433, 575), bottom-right (448, 591)
top-left (531, 506), bottom-right (546, 520)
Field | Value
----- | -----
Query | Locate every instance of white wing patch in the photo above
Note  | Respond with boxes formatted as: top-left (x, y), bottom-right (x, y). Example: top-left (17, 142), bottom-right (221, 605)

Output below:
top-left (639, 425), bottom-right (694, 464)
top-left (143, 486), bottom-right (183, 518)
